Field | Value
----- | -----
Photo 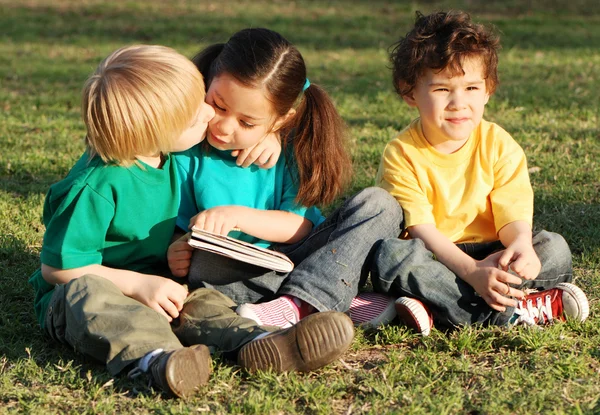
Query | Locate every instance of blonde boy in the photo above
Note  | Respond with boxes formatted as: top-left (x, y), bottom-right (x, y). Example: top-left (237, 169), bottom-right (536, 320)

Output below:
top-left (371, 11), bottom-right (588, 334)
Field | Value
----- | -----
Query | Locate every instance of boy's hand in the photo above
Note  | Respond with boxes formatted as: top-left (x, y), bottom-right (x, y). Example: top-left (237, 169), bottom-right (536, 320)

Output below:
top-left (190, 205), bottom-right (242, 236)
top-left (167, 233), bottom-right (193, 277)
top-left (497, 238), bottom-right (541, 280)
top-left (231, 131), bottom-right (281, 168)
top-left (463, 251), bottom-right (526, 312)
top-left (130, 275), bottom-right (188, 322)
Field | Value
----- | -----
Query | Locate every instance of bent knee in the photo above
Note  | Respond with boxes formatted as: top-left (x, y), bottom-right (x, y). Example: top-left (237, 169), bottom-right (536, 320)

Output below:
top-left (185, 288), bottom-right (237, 308)
top-left (534, 230), bottom-right (572, 272)
top-left (353, 187), bottom-right (403, 225)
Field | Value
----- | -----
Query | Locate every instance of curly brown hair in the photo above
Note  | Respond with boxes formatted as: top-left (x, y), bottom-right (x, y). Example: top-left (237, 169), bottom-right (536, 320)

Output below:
top-left (390, 10), bottom-right (500, 97)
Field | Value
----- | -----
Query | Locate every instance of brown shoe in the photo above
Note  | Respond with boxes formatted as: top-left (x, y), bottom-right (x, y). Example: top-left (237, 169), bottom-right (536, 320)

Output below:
top-left (238, 311), bottom-right (354, 373)
top-left (148, 344), bottom-right (211, 398)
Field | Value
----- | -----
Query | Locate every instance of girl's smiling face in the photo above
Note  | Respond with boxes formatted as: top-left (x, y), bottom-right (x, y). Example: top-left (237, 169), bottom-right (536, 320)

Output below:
top-left (205, 74), bottom-right (284, 151)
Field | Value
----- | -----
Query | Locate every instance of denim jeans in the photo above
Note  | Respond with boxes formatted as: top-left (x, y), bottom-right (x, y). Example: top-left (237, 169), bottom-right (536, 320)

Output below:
top-left (370, 229), bottom-right (573, 329)
top-left (188, 187), bottom-right (403, 312)
top-left (45, 275), bottom-right (270, 374)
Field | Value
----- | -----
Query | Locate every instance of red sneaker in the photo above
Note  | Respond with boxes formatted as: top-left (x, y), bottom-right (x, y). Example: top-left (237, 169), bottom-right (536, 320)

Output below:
top-left (395, 297), bottom-right (434, 336)
top-left (348, 292), bottom-right (397, 328)
top-left (511, 282), bottom-right (589, 326)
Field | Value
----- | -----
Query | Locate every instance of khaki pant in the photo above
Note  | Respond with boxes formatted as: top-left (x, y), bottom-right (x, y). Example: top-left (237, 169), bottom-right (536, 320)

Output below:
top-left (45, 274), bottom-right (270, 374)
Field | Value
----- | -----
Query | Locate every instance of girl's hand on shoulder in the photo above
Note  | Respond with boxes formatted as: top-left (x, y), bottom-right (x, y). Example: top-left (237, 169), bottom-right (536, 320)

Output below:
top-left (190, 206), bottom-right (243, 236)
top-left (130, 274), bottom-right (188, 322)
top-left (231, 132), bottom-right (281, 169)
top-left (167, 233), bottom-right (193, 277)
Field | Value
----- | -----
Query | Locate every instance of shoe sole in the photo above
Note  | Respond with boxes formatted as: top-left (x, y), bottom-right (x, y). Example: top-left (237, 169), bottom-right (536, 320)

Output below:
top-left (165, 345), bottom-right (212, 399)
top-left (395, 297), bottom-right (433, 336)
top-left (237, 311), bottom-right (354, 373)
top-left (557, 282), bottom-right (590, 322)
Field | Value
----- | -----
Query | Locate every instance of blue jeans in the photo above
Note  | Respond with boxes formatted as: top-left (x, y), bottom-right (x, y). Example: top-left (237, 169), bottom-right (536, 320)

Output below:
top-left (370, 228), bottom-right (573, 329)
top-left (188, 187), bottom-right (403, 312)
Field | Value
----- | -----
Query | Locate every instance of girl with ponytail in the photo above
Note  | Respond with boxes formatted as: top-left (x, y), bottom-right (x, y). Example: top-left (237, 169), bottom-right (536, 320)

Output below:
top-left (169, 28), bottom-right (402, 328)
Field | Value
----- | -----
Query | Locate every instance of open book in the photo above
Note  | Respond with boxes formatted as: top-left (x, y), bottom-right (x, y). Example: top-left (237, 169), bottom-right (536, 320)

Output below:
top-left (188, 227), bottom-right (294, 273)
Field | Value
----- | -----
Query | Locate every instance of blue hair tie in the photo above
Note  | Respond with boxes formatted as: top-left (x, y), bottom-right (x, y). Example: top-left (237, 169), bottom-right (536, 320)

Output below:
top-left (302, 78), bottom-right (311, 92)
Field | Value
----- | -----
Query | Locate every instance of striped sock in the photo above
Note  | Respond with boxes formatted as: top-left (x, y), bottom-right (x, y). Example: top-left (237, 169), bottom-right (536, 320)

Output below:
top-left (348, 293), bottom-right (397, 328)
top-left (237, 295), bottom-right (307, 328)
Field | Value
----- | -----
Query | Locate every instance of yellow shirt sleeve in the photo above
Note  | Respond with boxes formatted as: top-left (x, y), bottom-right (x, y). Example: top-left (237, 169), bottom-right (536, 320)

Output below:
top-left (376, 122), bottom-right (435, 228)
top-left (489, 127), bottom-right (534, 232)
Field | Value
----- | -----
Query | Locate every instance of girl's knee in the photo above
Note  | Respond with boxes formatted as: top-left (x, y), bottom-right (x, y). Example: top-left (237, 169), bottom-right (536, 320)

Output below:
top-left (352, 187), bottom-right (403, 225)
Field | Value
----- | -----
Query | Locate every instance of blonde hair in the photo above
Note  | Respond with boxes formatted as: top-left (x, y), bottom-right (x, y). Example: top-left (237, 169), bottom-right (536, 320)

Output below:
top-left (82, 45), bottom-right (206, 165)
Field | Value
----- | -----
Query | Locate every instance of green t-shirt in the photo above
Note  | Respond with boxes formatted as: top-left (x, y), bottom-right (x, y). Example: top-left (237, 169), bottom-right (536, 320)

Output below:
top-left (29, 152), bottom-right (180, 328)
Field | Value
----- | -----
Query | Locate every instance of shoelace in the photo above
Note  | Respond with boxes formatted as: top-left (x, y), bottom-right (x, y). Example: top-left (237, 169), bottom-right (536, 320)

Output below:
top-left (127, 348), bottom-right (164, 379)
top-left (513, 295), bottom-right (553, 326)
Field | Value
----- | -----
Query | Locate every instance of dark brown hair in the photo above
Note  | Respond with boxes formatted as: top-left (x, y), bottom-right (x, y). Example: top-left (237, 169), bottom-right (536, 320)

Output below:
top-left (390, 10), bottom-right (500, 97)
top-left (192, 28), bottom-right (352, 206)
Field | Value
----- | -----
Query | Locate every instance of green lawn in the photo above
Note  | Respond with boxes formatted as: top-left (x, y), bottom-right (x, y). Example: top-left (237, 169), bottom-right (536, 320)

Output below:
top-left (1, 0), bottom-right (599, 413)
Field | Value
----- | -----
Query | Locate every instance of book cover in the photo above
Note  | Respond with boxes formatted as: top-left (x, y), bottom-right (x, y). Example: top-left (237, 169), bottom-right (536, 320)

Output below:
top-left (188, 227), bottom-right (294, 273)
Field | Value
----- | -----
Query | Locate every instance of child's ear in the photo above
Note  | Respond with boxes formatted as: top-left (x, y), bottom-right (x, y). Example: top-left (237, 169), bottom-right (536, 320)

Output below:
top-left (402, 93), bottom-right (418, 107)
top-left (272, 108), bottom-right (296, 132)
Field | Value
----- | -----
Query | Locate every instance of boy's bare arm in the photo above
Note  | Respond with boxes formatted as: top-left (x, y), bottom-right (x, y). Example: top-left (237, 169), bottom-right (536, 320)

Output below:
top-left (408, 223), bottom-right (525, 311)
top-left (497, 220), bottom-right (541, 280)
top-left (41, 263), bottom-right (188, 322)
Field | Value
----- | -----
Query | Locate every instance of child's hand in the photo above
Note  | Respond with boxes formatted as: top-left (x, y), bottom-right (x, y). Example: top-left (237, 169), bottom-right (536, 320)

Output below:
top-left (130, 274), bottom-right (188, 322)
top-left (190, 205), bottom-right (242, 236)
top-left (231, 131), bottom-right (281, 168)
top-left (463, 251), bottom-right (526, 312)
top-left (168, 233), bottom-right (193, 277)
top-left (497, 238), bottom-right (541, 280)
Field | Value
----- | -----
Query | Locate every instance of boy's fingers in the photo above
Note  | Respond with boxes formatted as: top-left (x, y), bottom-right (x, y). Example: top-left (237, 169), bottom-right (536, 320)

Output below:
top-left (171, 249), bottom-right (192, 260)
top-left (486, 300), bottom-right (506, 313)
top-left (497, 250), bottom-right (514, 270)
top-left (161, 300), bottom-right (180, 319)
top-left (152, 304), bottom-right (172, 322)
top-left (496, 281), bottom-right (525, 300)
top-left (510, 256), bottom-right (528, 275)
top-left (170, 260), bottom-right (190, 275)
top-left (508, 286), bottom-right (525, 299)
top-left (169, 293), bottom-right (186, 312)
top-left (501, 272), bottom-right (523, 286)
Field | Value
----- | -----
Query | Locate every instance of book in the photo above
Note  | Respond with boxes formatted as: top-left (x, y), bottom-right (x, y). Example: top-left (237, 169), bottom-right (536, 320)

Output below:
top-left (188, 227), bottom-right (294, 273)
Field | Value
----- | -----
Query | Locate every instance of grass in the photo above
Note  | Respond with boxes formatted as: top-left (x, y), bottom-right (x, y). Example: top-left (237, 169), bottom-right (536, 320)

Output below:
top-left (1, 0), bottom-right (599, 413)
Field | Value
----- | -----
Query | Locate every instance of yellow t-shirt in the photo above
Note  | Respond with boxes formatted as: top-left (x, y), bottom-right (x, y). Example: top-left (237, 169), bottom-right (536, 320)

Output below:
top-left (376, 118), bottom-right (533, 243)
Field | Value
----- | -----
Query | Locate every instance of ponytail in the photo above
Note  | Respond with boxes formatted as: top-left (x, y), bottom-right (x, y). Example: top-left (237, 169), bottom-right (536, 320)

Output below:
top-left (284, 83), bottom-right (353, 207)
